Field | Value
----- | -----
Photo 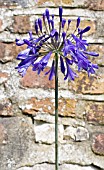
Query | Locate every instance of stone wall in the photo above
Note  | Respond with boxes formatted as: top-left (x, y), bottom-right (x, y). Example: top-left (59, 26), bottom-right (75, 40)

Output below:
top-left (0, 0), bottom-right (104, 170)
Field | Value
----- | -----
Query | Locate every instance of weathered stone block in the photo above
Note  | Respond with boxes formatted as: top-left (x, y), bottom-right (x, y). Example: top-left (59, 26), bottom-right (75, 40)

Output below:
top-left (57, 19), bottom-right (96, 36)
top-left (59, 143), bottom-right (104, 169)
top-left (0, 0), bottom-right (35, 7)
top-left (20, 67), bottom-right (55, 89)
top-left (68, 68), bottom-right (104, 94)
top-left (37, 0), bottom-right (61, 6)
top-left (34, 123), bottom-right (64, 144)
top-left (64, 126), bottom-right (89, 141)
top-left (62, 0), bottom-right (73, 5)
top-left (0, 99), bottom-right (13, 116)
top-left (86, 102), bottom-right (104, 125)
top-left (0, 19), bottom-right (3, 32)
top-left (17, 163), bottom-right (100, 170)
top-left (88, 44), bottom-right (104, 66)
top-left (0, 72), bottom-right (8, 85)
top-left (20, 97), bottom-right (77, 117)
top-left (0, 117), bottom-right (34, 170)
top-left (0, 124), bottom-right (8, 145)
top-left (85, 0), bottom-right (104, 10)
top-left (0, 42), bottom-right (16, 63)
top-left (96, 18), bottom-right (104, 37)
top-left (92, 134), bottom-right (104, 155)
top-left (12, 15), bottom-right (31, 33)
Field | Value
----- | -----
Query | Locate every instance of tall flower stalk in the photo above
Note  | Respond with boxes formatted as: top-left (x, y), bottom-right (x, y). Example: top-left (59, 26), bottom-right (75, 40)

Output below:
top-left (15, 7), bottom-right (99, 170)
top-left (55, 52), bottom-right (58, 170)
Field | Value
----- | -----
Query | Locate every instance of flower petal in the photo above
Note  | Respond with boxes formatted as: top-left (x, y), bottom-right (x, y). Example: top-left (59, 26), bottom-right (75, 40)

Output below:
top-left (59, 7), bottom-right (63, 22)
top-left (49, 60), bottom-right (55, 80)
top-left (76, 17), bottom-right (80, 28)
top-left (83, 51), bottom-right (99, 57)
top-left (60, 56), bottom-right (65, 74)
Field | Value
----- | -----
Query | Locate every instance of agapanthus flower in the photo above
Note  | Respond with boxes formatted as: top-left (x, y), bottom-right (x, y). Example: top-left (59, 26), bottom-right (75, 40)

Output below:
top-left (15, 7), bottom-right (99, 80)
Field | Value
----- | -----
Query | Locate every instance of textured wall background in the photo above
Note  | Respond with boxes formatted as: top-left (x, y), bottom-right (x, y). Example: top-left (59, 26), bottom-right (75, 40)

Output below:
top-left (0, 0), bottom-right (104, 170)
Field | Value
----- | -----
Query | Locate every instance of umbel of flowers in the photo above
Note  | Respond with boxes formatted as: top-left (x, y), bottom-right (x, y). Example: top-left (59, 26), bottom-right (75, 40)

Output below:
top-left (15, 6), bottom-right (99, 170)
top-left (15, 7), bottom-right (99, 80)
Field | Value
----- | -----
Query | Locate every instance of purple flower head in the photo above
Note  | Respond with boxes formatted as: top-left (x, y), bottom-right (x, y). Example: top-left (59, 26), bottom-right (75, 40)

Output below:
top-left (15, 7), bottom-right (99, 81)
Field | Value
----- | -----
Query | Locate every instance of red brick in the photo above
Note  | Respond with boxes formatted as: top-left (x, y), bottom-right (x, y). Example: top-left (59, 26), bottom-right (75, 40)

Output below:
top-left (85, 0), bottom-right (104, 10)
top-left (0, 99), bottom-right (13, 116)
top-left (92, 134), bottom-right (104, 155)
top-left (20, 67), bottom-right (55, 89)
top-left (86, 102), bottom-right (104, 125)
top-left (12, 16), bottom-right (31, 33)
top-left (22, 97), bottom-right (76, 117)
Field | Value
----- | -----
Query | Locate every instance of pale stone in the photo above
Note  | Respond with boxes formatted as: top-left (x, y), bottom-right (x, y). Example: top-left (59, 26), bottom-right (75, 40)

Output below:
top-left (17, 163), bottom-right (99, 170)
top-left (75, 127), bottom-right (89, 141)
top-left (18, 142), bottom-right (104, 169)
top-left (64, 126), bottom-right (76, 140)
top-left (17, 168), bottom-right (32, 170)
top-left (34, 123), bottom-right (64, 144)
top-left (60, 164), bottom-right (99, 170)
top-left (34, 112), bottom-right (85, 127)
top-left (59, 143), bottom-right (104, 169)
top-left (64, 126), bottom-right (89, 141)
top-left (0, 117), bottom-right (35, 170)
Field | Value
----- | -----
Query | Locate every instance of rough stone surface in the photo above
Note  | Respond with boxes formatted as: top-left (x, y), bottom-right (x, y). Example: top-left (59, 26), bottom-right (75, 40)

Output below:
top-left (97, 18), bottom-right (104, 37)
top-left (20, 97), bottom-right (77, 117)
top-left (0, 18), bottom-right (3, 32)
top-left (62, 0), bottom-right (73, 5)
top-left (34, 123), bottom-right (64, 144)
top-left (88, 44), bottom-right (104, 66)
top-left (64, 126), bottom-right (89, 141)
top-left (0, 123), bottom-right (8, 144)
top-left (75, 127), bottom-right (89, 141)
top-left (68, 68), bottom-right (104, 94)
top-left (0, 42), bottom-right (16, 62)
top-left (59, 143), bottom-right (104, 169)
top-left (66, 20), bottom-right (96, 36)
top-left (92, 134), bottom-right (104, 155)
top-left (64, 126), bottom-right (76, 140)
top-left (37, 0), bottom-right (61, 6)
top-left (0, 98), bottom-right (13, 116)
top-left (13, 142), bottom-right (104, 169)
top-left (20, 67), bottom-right (55, 89)
top-left (85, 0), bottom-right (104, 10)
top-left (0, 0), bottom-right (35, 7)
top-left (12, 15), bottom-right (31, 33)
top-left (0, 117), bottom-right (34, 170)
top-left (33, 112), bottom-right (85, 126)
top-left (0, 71), bottom-right (8, 84)
top-left (86, 102), bottom-right (104, 125)
top-left (17, 163), bottom-right (99, 170)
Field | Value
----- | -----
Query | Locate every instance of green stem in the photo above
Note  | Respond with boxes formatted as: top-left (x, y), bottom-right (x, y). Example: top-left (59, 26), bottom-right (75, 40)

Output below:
top-left (55, 52), bottom-right (58, 170)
